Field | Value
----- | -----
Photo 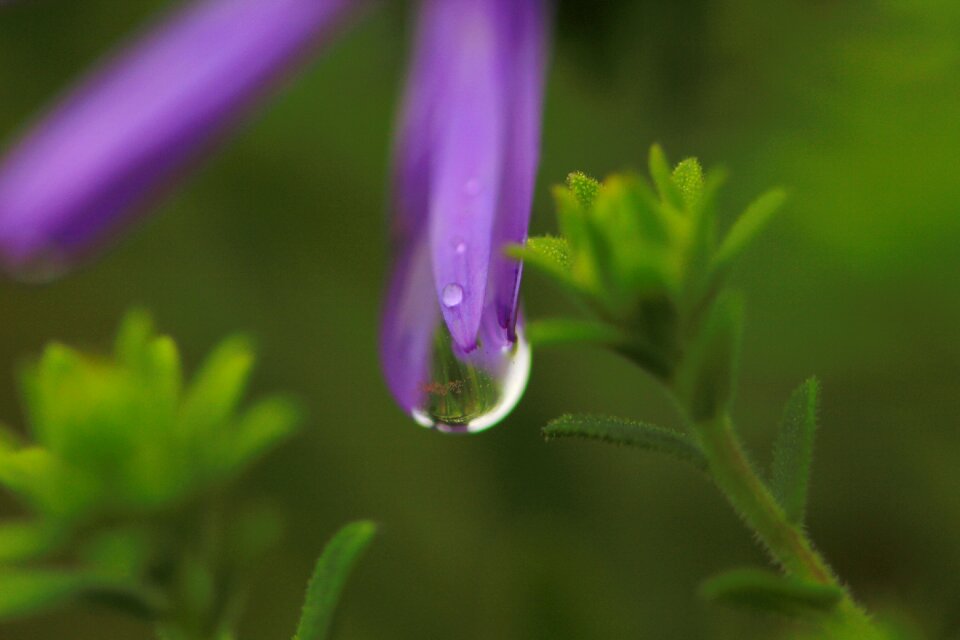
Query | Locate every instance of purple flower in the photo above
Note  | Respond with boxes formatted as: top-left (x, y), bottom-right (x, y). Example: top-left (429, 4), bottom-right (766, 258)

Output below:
top-left (381, 0), bottom-right (548, 432)
top-left (0, 0), bottom-right (357, 276)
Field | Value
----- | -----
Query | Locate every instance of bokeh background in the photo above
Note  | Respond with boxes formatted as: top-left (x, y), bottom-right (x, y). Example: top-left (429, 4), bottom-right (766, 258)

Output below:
top-left (1, 0), bottom-right (959, 638)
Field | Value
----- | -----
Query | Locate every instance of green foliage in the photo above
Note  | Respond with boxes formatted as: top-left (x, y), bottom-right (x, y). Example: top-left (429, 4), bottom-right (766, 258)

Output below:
top-left (544, 414), bottom-right (707, 471)
top-left (293, 521), bottom-right (377, 640)
top-left (525, 318), bottom-right (627, 349)
top-left (5, 310), bottom-right (300, 520)
top-left (677, 292), bottom-right (744, 423)
top-left (648, 145), bottom-right (684, 211)
top-left (507, 236), bottom-right (574, 289)
top-left (0, 521), bottom-right (61, 564)
top-left (0, 310), bottom-right (304, 632)
top-left (709, 188), bottom-right (787, 285)
top-left (700, 567), bottom-right (842, 617)
top-left (518, 146), bottom-right (783, 388)
top-left (770, 378), bottom-right (821, 524)
top-left (525, 151), bottom-right (885, 635)
top-left (0, 570), bottom-right (94, 620)
top-left (672, 157), bottom-right (705, 209)
top-left (566, 171), bottom-right (601, 209)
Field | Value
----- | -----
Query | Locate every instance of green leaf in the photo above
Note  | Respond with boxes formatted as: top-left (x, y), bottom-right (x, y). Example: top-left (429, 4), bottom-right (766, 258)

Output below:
top-left (565, 171), bottom-right (600, 209)
top-left (592, 176), bottom-right (677, 301)
top-left (134, 336), bottom-right (182, 416)
top-left (672, 157), bottom-right (705, 209)
top-left (648, 145), bottom-right (684, 211)
top-left (293, 521), bottom-right (377, 640)
top-left (0, 429), bottom-right (99, 518)
top-left (0, 521), bottom-right (62, 563)
top-left (680, 292), bottom-right (744, 422)
top-left (552, 187), bottom-right (590, 253)
top-left (710, 188), bottom-right (787, 279)
top-left (565, 186), bottom-right (622, 296)
top-left (180, 335), bottom-right (255, 438)
top-left (20, 342), bottom-right (85, 448)
top-left (0, 570), bottom-right (91, 620)
top-left (524, 236), bottom-right (572, 270)
top-left (114, 309), bottom-right (155, 366)
top-left (700, 567), bottom-right (842, 617)
top-left (224, 396), bottom-right (301, 472)
top-left (79, 527), bottom-right (152, 581)
top-left (508, 236), bottom-right (573, 285)
top-left (770, 378), bottom-right (821, 524)
top-left (526, 319), bottom-right (627, 349)
top-left (543, 414), bottom-right (707, 471)
top-left (0, 446), bottom-right (59, 502)
top-left (79, 581), bottom-right (168, 621)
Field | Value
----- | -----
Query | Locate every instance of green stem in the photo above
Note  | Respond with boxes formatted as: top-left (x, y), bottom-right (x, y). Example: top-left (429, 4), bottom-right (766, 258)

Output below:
top-left (695, 413), bottom-right (883, 637)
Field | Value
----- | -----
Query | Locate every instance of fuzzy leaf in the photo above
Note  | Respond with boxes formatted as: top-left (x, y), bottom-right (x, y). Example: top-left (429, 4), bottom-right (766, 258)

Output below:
top-left (224, 396), bottom-right (301, 472)
top-left (552, 187), bottom-right (590, 252)
top-left (551, 186), bottom-right (612, 298)
top-left (293, 521), bottom-right (377, 640)
top-left (771, 378), bottom-right (820, 524)
top-left (114, 309), bottom-right (155, 366)
top-left (0, 446), bottom-right (60, 504)
top-left (526, 319), bottom-right (627, 349)
top-left (0, 570), bottom-right (92, 620)
top-left (0, 522), bottom-right (61, 563)
top-left (544, 414), bottom-right (707, 471)
top-left (711, 188), bottom-right (787, 278)
top-left (672, 158), bottom-right (705, 209)
top-left (648, 145), bottom-right (684, 211)
top-left (592, 176), bottom-right (676, 301)
top-left (681, 292), bottom-right (744, 422)
top-left (525, 235), bottom-right (572, 270)
top-left (508, 236), bottom-right (573, 284)
top-left (700, 567), bottom-right (842, 617)
top-left (180, 335), bottom-right (254, 438)
top-left (566, 171), bottom-right (600, 209)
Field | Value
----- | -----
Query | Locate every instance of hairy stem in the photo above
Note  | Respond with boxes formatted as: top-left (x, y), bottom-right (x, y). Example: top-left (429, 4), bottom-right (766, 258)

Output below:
top-left (694, 413), bottom-right (883, 637)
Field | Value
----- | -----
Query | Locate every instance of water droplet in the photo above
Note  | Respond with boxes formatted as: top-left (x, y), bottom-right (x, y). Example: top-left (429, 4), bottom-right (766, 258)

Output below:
top-left (411, 324), bottom-right (531, 434)
top-left (464, 178), bottom-right (481, 196)
top-left (441, 283), bottom-right (463, 308)
top-left (454, 241), bottom-right (467, 255)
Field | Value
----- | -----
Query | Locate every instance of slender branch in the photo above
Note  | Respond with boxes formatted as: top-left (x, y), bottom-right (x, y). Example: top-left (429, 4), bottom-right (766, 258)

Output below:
top-left (692, 413), bottom-right (883, 637)
top-left (696, 415), bottom-right (832, 582)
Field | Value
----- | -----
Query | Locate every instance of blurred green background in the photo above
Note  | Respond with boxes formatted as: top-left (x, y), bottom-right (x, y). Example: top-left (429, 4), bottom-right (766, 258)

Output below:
top-left (1, 0), bottom-right (959, 638)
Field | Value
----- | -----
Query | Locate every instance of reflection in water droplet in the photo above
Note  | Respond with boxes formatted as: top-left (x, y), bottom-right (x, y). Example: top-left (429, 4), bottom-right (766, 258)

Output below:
top-left (454, 241), bottom-right (467, 255)
top-left (441, 283), bottom-right (464, 308)
top-left (464, 178), bottom-right (481, 196)
top-left (411, 323), bottom-right (531, 434)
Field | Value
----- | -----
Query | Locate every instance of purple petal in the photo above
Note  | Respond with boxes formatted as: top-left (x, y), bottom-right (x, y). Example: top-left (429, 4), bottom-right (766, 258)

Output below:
top-left (389, 0), bottom-right (448, 243)
top-left (426, 0), bottom-right (506, 351)
top-left (381, 0), bottom-right (547, 428)
top-left (487, 0), bottom-right (548, 338)
top-left (380, 234), bottom-right (439, 413)
top-left (0, 0), bottom-right (358, 275)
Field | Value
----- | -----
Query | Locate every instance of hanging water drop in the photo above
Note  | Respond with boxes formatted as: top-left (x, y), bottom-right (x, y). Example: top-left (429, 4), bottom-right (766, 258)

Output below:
top-left (410, 322), bottom-right (531, 434)
top-left (441, 283), bottom-right (463, 308)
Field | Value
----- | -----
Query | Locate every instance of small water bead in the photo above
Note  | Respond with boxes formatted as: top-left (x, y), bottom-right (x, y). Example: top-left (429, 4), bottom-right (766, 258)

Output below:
top-left (441, 283), bottom-right (464, 308)
top-left (411, 322), bottom-right (531, 434)
top-left (454, 241), bottom-right (467, 255)
top-left (464, 178), bottom-right (482, 196)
